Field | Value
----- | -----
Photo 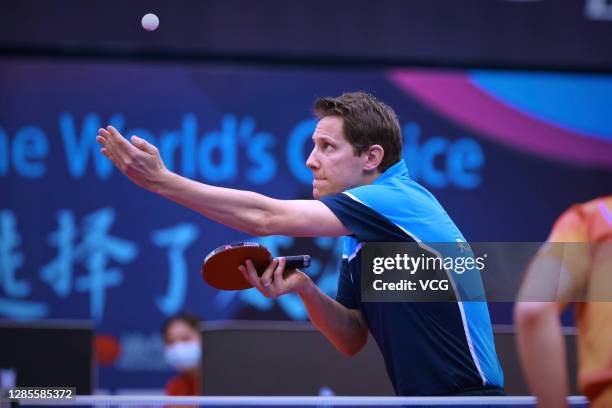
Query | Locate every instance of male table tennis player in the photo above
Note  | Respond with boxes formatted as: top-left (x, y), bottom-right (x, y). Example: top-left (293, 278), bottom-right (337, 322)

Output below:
top-left (515, 196), bottom-right (612, 408)
top-left (96, 92), bottom-right (504, 396)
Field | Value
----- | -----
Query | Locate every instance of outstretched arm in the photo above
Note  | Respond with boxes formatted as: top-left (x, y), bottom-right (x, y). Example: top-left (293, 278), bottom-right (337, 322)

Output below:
top-left (96, 126), bottom-right (350, 237)
top-left (99, 126), bottom-right (367, 355)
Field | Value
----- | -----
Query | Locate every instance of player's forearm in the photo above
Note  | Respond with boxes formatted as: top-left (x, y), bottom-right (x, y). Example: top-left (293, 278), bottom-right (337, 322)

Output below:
top-left (297, 279), bottom-right (368, 357)
top-left (515, 302), bottom-right (569, 408)
top-left (154, 170), bottom-right (275, 236)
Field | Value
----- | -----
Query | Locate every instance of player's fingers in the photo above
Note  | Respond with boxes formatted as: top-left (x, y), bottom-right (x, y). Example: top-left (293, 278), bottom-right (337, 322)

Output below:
top-left (244, 259), bottom-right (269, 296)
top-left (96, 135), bottom-right (110, 150)
top-left (131, 135), bottom-right (159, 156)
top-left (110, 128), bottom-right (147, 170)
top-left (98, 128), bottom-right (111, 139)
top-left (273, 257), bottom-right (287, 293)
top-left (260, 259), bottom-right (277, 289)
top-left (99, 143), bottom-right (119, 162)
top-left (239, 262), bottom-right (260, 292)
top-left (106, 125), bottom-right (125, 141)
top-left (240, 260), bottom-right (259, 288)
top-left (97, 129), bottom-right (120, 161)
top-left (238, 265), bottom-right (252, 289)
top-left (106, 125), bottom-right (134, 155)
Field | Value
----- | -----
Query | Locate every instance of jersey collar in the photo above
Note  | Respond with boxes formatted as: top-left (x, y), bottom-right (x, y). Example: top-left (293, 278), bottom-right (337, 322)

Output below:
top-left (373, 159), bottom-right (409, 185)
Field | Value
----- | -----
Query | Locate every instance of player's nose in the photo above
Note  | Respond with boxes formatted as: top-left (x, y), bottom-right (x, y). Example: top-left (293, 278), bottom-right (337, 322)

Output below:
top-left (306, 148), bottom-right (319, 170)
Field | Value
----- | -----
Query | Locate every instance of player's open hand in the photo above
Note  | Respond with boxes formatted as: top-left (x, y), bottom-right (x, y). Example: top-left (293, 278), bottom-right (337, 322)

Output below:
top-left (239, 257), bottom-right (311, 299)
top-left (96, 126), bottom-right (168, 192)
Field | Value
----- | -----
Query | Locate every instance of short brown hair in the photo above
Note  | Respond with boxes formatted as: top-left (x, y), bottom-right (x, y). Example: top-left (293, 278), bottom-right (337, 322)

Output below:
top-left (313, 91), bottom-right (403, 172)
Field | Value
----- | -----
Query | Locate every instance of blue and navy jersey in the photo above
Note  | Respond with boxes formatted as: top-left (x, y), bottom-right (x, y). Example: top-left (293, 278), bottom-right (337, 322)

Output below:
top-left (320, 160), bottom-right (504, 396)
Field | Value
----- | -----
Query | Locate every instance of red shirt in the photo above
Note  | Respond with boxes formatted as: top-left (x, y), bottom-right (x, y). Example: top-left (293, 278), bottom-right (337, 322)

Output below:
top-left (165, 372), bottom-right (199, 396)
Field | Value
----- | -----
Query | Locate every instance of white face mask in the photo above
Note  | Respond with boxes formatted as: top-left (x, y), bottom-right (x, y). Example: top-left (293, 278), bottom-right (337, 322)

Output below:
top-left (164, 340), bottom-right (202, 371)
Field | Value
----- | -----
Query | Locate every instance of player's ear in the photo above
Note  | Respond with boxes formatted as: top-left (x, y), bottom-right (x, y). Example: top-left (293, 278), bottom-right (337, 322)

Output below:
top-left (363, 145), bottom-right (384, 172)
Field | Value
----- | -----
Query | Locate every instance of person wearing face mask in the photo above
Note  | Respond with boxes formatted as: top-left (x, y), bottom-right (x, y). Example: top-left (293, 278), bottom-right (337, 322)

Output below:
top-left (162, 312), bottom-right (203, 396)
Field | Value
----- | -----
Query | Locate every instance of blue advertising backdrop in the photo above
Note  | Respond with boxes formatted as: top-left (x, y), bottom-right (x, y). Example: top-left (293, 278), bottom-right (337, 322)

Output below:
top-left (1, 58), bottom-right (611, 390)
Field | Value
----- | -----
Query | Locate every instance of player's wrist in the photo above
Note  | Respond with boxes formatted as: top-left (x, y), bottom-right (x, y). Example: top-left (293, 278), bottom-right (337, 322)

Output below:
top-left (295, 273), bottom-right (315, 296)
top-left (152, 168), bottom-right (178, 194)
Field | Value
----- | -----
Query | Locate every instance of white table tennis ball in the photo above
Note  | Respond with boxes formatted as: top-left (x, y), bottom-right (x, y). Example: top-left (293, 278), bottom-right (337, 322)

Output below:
top-left (141, 13), bottom-right (159, 31)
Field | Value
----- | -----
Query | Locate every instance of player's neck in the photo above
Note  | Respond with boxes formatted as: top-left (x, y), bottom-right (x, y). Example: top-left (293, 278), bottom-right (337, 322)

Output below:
top-left (362, 170), bottom-right (382, 186)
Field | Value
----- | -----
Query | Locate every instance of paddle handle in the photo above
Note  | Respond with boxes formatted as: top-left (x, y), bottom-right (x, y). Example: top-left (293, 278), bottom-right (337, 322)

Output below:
top-left (283, 255), bottom-right (311, 270)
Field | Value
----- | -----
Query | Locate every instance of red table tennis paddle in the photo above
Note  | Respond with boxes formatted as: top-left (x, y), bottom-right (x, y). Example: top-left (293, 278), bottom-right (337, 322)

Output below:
top-left (202, 242), bottom-right (311, 290)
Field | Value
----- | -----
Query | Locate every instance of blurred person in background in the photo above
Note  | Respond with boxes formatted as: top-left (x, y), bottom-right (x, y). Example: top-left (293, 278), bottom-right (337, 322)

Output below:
top-left (162, 312), bottom-right (203, 396)
top-left (515, 196), bottom-right (612, 408)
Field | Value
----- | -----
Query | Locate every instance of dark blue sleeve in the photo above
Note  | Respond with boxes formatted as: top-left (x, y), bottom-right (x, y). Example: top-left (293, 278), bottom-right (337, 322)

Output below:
top-left (320, 193), bottom-right (412, 242)
top-left (335, 258), bottom-right (358, 309)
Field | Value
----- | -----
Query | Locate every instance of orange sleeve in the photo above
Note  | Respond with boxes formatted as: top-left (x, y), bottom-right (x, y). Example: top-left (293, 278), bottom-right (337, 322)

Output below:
top-left (546, 205), bottom-right (591, 302)
top-left (548, 205), bottom-right (588, 243)
top-left (519, 205), bottom-right (592, 303)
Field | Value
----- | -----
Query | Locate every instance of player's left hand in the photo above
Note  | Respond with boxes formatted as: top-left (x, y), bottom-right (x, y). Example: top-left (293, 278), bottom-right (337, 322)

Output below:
top-left (96, 125), bottom-right (169, 192)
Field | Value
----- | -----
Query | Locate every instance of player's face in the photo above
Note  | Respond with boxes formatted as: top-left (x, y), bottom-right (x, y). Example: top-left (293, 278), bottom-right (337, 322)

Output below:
top-left (306, 116), bottom-right (366, 199)
top-left (165, 320), bottom-right (201, 346)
